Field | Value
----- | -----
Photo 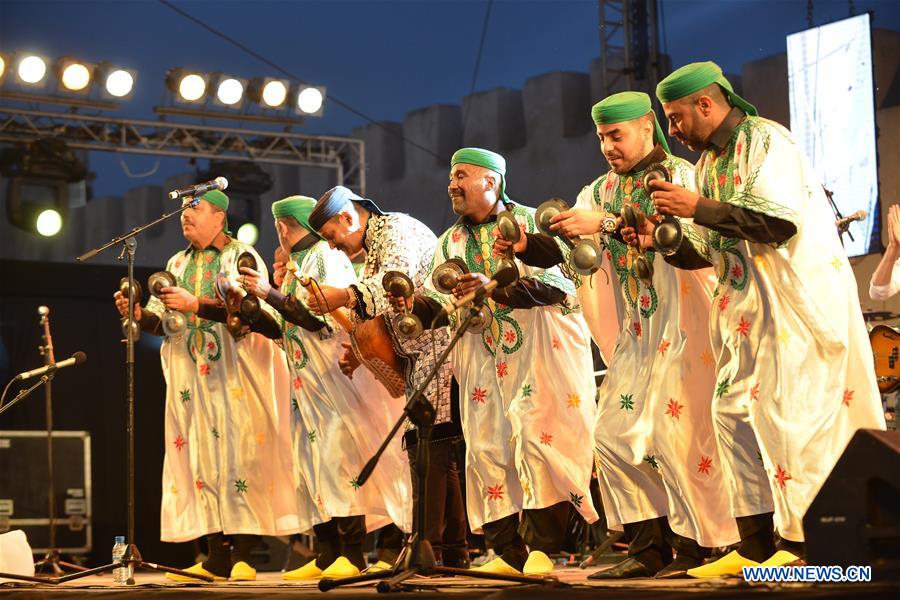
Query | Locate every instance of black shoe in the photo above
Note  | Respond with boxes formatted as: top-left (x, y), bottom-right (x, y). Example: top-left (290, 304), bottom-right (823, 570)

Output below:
top-left (654, 555), bottom-right (702, 579)
top-left (588, 557), bottom-right (655, 580)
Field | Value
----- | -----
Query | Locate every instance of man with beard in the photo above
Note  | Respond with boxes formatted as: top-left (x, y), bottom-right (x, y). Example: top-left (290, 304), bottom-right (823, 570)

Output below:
top-left (304, 186), bottom-right (470, 570)
top-left (239, 195), bottom-right (412, 580)
top-left (494, 92), bottom-right (739, 578)
top-left (113, 190), bottom-right (296, 581)
top-left (397, 148), bottom-right (599, 576)
top-left (640, 61), bottom-right (885, 576)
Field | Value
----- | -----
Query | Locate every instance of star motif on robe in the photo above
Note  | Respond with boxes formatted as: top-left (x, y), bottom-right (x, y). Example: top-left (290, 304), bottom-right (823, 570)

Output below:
top-left (569, 492), bottom-right (584, 508)
top-left (472, 387), bottom-right (487, 404)
top-left (179, 388), bottom-right (191, 403)
top-left (700, 350), bottom-right (715, 367)
top-left (777, 326), bottom-right (791, 346)
top-left (664, 398), bottom-right (683, 420)
top-left (736, 316), bottom-right (750, 337)
top-left (643, 455), bottom-right (659, 470)
top-left (255, 432), bottom-right (266, 446)
top-left (195, 479), bottom-right (203, 491)
top-left (831, 256), bottom-right (843, 271)
top-left (486, 484), bottom-right (504, 502)
top-left (496, 362), bottom-right (509, 378)
top-left (293, 377), bottom-right (304, 390)
top-left (503, 329), bottom-right (516, 344)
top-left (551, 337), bottom-right (561, 350)
top-left (308, 430), bottom-right (317, 443)
top-left (540, 430), bottom-right (553, 445)
top-left (718, 294), bottom-right (731, 312)
top-left (520, 479), bottom-right (532, 497)
top-left (291, 397), bottom-right (300, 412)
top-left (229, 385), bottom-right (245, 400)
top-left (640, 295), bottom-right (651, 309)
top-left (842, 389), bottom-right (853, 407)
top-left (170, 484), bottom-right (178, 495)
top-left (211, 427), bottom-right (220, 439)
top-left (697, 456), bottom-right (713, 475)
top-left (173, 434), bottom-right (186, 451)
top-left (633, 321), bottom-right (643, 337)
top-left (680, 279), bottom-right (691, 297)
top-left (316, 493), bottom-right (324, 507)
top-left (521, 383), bottom-right (533, 397)
top-left (715, 379), bottom-right (730, 399)
top-left (731, 264), bottom-right (743, 280)
top-left (657, 340), bottom-right (670, 355)
top-left (750, 382), bottom-right (760, 402)
top-left (234, 479), bottom-right (248, 494)
top-left (619, 393), bottom-right (635, 411)
top-left (198, 363), bottom-right (211, 376)
top-left (350, 478), bottom-right (361, 490)
top-left (566, 392), bottom-right (581, 409)
top-left (753, 255), bottom-right (766, 272)
top-left (774, 465), bottom-right (791, 489)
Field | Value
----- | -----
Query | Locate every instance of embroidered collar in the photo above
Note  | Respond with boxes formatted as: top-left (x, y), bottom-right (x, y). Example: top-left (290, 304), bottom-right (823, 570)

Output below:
top-left (629, 144), bottom-right (667, 174)
top-left (185, 231), bottom-right (230, 254)
top-left (708, 107), bottom-right (746, 153)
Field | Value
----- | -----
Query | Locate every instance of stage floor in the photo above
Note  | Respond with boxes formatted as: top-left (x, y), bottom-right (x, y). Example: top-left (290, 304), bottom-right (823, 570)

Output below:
top-left (2, 568), bottom-right (897, 598)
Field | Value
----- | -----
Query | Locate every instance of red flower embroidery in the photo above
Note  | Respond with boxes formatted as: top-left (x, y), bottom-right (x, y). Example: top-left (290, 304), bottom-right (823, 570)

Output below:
top-left (198, 363), bottom-right (210, 376)
top-left (474, 255), bottom-right (483, 264)
top-left (718, 174), bottom-right (727, 187)
top-left (175, 260), bottom-right (183, 269)
top-left (472, 387), bottom-right (487, 404)
top-left (618, 255), bottom-right (626, 268)
top-left (207, 341), bottom-right (215, 350)
top-left (731, 264), bottom-right (743, 279)
top-left (195, 479), bottom-right (204, 490)
top-left (665, 398), bottom-right (683, 420)
top-left (605, 251), bottom-right (613, 262)
top-left (190, 273), bottom-right (198, 283)
top-left (485, 335), bottom-right (494, 347)
top-left (736, 142), bottom-right (743, 155)
top-left (487, 484), bottom-right (504, 501)
top-left (606, 178), bottom-right (614, 191)
top-left (635, 179), bottom-right (643, 188)
top-left (451, 230), bottom-right (462, 243)
top-left (293, 377), bottom-right (303, 390)
top-left (203, 271), bottom-right (211, 281)
top-left (503, 329), bottom-right (516, 344)
top-left (734, 174), bottom-right (742, 186)
top-left (633, 321), bottom-right (642, 337)
top-left (750, 382), bottom-right (760, 402)
top-left (540, 431), bottom-right (553, 445)
top-left (718, 294), bottom-right (731, 312)
top-left (842, 389), bottom-right (853, 407)
top-left (657, 340), bottom-right (670, 355)
top-left (294, 349), bottom-right (302, 360)
top-left (774, 465), bottom-right (791, 488)
top-left (640, 295), bottom-right (650, 309)
top-left (736, 316), bottom-right (750, 337)
top-left (174, 435), bottom-right (186, 451)
top-left (205, 254), bottom-right (214, 264)
top-left (551, 337), bottom-right (561, 350)
top-left (697, 456), bottom-right (712, 475)
top-left (496, 362), bottom-right (509, 378)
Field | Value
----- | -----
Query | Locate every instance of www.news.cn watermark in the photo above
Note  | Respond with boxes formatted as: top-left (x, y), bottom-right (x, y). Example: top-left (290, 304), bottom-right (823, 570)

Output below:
top-left (743, 565), bottom-right (872, 583)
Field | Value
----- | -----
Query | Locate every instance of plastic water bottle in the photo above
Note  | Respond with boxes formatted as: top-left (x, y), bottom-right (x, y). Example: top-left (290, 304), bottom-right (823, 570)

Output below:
top-left (112, 536), bottom-right (128, 584)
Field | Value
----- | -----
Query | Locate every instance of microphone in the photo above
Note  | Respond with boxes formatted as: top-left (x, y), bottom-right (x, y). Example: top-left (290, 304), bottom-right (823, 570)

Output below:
top-left (168, 177), bottom-right (228, 201)
top-left (15, 351), bottom-right (87, 381)
top-left (835, 210), bottom-right (867, 229)
top-left (439, 267), bottom-right (518, 316)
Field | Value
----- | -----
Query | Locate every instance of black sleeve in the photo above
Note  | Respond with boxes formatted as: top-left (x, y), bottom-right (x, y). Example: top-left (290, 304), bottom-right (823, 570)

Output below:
top-left (411, 295), bottom-right (449, 329)
top-left (196, 297), bottom-right (227, 323)
top-left (137, 312), bottom-right (163, 336)
top-left (664, 239), bottom-right (714, 271)
top-left (246, 310), bottom-right (282, 340)
top-left (693, 196), bottom-right (797, 244)
top-left (516, 233), bottom-right (564, 268)
top-left (491, 277), bottom-right (566, 309)
top-left (266, 288), bottom-right (326, 332)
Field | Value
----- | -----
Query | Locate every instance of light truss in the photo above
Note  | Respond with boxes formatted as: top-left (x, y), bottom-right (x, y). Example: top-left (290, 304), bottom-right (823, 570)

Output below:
top-left (0, 107), bottom-right (365, 194)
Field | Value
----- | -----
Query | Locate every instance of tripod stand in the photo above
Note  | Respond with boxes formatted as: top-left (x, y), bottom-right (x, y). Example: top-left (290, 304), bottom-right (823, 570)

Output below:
top-left (320, 302), bottom-right (565, 593)
top-left (41, 201), bottom-right (213, 585)
top-left (31, 307), bottom-right (89, 576)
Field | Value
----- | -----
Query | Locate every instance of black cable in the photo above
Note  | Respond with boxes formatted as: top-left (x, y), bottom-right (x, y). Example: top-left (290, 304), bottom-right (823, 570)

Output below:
top-left (156, 0), bottom-right (445, 163)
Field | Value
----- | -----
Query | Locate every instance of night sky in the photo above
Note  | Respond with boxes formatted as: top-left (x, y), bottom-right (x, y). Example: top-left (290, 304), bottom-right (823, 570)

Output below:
top-left (1, 0), bottom-right (898, 198)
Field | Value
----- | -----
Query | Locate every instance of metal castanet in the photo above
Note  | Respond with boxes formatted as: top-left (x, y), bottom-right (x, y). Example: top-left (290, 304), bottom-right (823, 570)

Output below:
top-left (620, 204), bottom-right (654, 287)
top-left (642, 163), bottom-right (684, 256)
top-left (430, 259), bottom-right (493, 335)
top-left (147, 271), bottom-right (186, 336)
top-left (119, 277), bottom-right (143, 341)
top-left (494, 209), bottom-right (521, 285)
top-left (534, 197), bottom-right (603, 275)
top-left (382, 271), bottom-right (423, 340)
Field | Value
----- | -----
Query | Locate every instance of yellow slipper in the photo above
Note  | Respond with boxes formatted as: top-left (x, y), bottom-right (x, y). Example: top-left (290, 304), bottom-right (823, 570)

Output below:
top-left (687, 550), bottom-right (760, 578)
top-left (469, 557), bottom-right (523, 576)
top-left (283, 559), bottom-right (324, 581)
top-left (321, 556), bottom-right (361, 578)
top-left (229, 560), bottom-right (256, 581)
top-left (761, 550), bottom-right (801, 567)
top-left (165, 562), bottom-right (226, 582)
top-left (522, 550), bottom-right (554, 575)
top-left (364, 560), bottom-right (394, 573)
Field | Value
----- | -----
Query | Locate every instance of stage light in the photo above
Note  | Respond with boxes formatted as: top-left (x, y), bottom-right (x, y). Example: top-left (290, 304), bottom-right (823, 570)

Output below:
top-left (296, 85), bottom-right (325, 115)
top-left (236, 222), bottom-right (259, 245)
top-left (0, 55), bottom-right (6, 80)
top-left (17, 54), bottom-right (47, 85)
top-left (96, 62), bottom-right (136, 99)
top-left (58, 59), bottom-right (93, 92)
top-left (214, 75), bottom-right (245, 106)
top-left (166, 68), bottom-right (209, 104)
top-left (35, 209), bottom-right (62, 237)
top-left (262, 80), bottom-right (287, 107)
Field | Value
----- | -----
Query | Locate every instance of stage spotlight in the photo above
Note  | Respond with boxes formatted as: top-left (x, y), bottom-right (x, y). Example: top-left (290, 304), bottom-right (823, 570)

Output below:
top-left (36, 209), bottom-right (63, 237)
top-left (214, 75), bottom-right (246, 107)
top-left (16, 54), bottom-right (48, 85)
top-left (166, 68), bottom-right (209, 103)
top-left (295, 85), bottom-right (325, 115)
top-left (97, 62), bottom-right (136, 99)
top-left (249, 77), bottom-right (289, 108)
top-left (0, 54), bottom-right (6, 80)
top-left (58, 58), bottom-right (93, 93)
top-left (236, 222), bottom-right (259, 245)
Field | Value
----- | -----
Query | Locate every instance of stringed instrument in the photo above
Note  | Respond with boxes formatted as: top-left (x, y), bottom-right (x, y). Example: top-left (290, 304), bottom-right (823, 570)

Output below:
top-left (870, 324), bottom-right (900, 393)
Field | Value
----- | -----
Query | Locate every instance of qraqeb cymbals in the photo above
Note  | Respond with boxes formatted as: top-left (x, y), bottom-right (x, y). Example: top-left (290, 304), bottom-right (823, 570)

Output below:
top-left (534, 197), bottom-right (603, 276)
top-left (382, 270), bottom-right (423, 340)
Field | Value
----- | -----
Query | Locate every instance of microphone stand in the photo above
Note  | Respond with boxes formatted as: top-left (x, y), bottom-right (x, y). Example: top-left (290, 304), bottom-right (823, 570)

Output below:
top-left (825, 187), bottom-right (856, 245)
top-left (37, 198), bottom-right (213, 585)
top-left (320, 299), bottom-right (565, 593)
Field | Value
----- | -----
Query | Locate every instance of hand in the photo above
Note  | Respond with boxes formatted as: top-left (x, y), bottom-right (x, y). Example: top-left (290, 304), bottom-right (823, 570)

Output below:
top-left (492, 223), bottom-right (527, 256)
top-left (113, 290), bottom-right (142, 320)
top-left (272, 261), bottom-right (287, 287)
top-left (240, 266), bottom-right (271, 299)
top-left (453, 272), bottom-right (491, 300)
top-left (549, 208), bottom-right (605, 237)
top-left (338, 341), bottom-right (360, 378)
top-left (889, 205), bottom-right (900, 249)
top-left (649, 180), bottom-right (700, 218)
top-left (306, 284), bottom-right (349, 315)
top-left (159, 287), bottom-right (199, 313)
top-left (384, 291), bottom-right (413, 313)
top-left (621, 216), bottom-right (657, 250)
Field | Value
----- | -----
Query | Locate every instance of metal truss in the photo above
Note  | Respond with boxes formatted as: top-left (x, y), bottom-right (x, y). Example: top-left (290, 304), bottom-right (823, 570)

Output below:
top-left (0, 107), bottom-right (365, 194)
top-left (598, 0), bottom-right (663, 97)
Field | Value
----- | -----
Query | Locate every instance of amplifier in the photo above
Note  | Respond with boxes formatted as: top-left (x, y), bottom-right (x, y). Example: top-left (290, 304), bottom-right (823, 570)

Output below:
top-left (0, 431), bottom-right (92, 555)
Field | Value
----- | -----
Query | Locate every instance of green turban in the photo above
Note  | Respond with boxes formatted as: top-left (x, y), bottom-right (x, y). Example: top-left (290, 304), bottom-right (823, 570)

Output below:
top-left (272, 195), bottom-right (318, 235)
top-left (656, 61), bottom-right (758, 116)
top-left (200, 189), bottom-right (231, 235)
top-left (450, 147), bottom-right (511, 203)
top-left (591, 91), bottom-right (670, 154)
